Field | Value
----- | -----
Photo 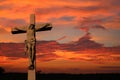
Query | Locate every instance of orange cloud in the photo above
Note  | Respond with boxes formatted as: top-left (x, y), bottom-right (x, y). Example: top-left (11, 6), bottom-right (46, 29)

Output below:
top-left (0, 34), bottom-right (120, 73)
top-left (0, 0), bottom-right (120, 30)
top-left (0, 33), bottom-right (120, 63)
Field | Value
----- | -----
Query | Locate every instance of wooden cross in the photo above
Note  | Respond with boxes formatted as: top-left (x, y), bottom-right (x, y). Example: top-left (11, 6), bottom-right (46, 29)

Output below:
top-left (11, 14), bottom-right (52, 80)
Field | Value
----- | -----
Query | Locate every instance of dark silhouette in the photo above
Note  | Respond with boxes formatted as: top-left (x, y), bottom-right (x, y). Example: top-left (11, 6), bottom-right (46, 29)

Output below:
top-left (0, 67), bottom-right (5, 74)
top-left (0, 73), bottom-right (120, 80)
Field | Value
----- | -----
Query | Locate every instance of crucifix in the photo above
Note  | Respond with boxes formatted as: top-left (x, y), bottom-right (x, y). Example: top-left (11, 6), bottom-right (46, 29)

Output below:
top-left (11, 14), bottom-right (52, 80)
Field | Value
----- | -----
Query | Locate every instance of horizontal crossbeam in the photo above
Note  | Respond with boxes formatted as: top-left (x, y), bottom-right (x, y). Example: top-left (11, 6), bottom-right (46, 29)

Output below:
top-left (11, 23), bottom-right (52, 34)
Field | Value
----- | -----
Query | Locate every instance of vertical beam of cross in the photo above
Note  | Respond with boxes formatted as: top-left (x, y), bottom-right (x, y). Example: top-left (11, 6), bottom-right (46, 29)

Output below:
top-left (30, 14), bottom-right (35, 25)
top-left (27, 14), bottom-right (36, 80)
top-left (11, 14), bottom-right (52, 80)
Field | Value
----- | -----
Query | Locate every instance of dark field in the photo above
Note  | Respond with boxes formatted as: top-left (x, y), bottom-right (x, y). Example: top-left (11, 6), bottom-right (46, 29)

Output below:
top-left (0, 73), bottom-right (120, 80)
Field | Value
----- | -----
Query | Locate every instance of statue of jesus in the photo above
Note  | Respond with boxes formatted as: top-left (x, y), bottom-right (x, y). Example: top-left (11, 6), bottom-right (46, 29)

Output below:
top-left (25, 24), bottom-right (36, 70)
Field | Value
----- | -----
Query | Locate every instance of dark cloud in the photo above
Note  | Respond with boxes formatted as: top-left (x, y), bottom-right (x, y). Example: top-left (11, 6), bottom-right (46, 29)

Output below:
top-left (60, 33), bottom-right (103, 52)
top-left (0, 32), bottom-right (120, 62)
top-left (76, 16), bottom-right (107, 33)
top-left (36, 40), bottom-right (61, 53)
top-left (48, 16), bottom-right (76, 22)
top-left (101, 0), bottom-right (120, 7)
top-left (79, 6), bottom-right (103, 12)
top-left (0, 41), bottom-right (61, 61)
top-left (0, 4), bottom-right (13, 10)
top-left (59, 16), bottom-right (76, 21)
top-left (0, 17), bottom-right (27, 28)
top-left (60, 0), bottom-right (98, 2)
top-left (35, 6), bottom-right (103, 15)
top-left (100, 66), bottom-right (120, 69)
top-left (0, 43), bottom-right (25, 58)
top-left (1, 0), bottom-right (115, 14)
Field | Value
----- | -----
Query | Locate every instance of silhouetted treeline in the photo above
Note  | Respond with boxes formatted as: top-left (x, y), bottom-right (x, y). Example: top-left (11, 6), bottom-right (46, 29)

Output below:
top-left (0, 67), bottom-right (5, 74)
top-left (0, 73), bottom-right (120, 80)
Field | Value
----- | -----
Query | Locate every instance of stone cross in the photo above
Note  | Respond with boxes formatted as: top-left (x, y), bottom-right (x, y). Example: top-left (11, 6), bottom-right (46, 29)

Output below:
top-left (11, 14), bottom-right (52, 80)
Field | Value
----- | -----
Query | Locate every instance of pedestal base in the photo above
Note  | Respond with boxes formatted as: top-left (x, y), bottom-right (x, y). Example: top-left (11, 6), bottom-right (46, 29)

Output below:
top-left (28, 69), bottom-right (36, 80)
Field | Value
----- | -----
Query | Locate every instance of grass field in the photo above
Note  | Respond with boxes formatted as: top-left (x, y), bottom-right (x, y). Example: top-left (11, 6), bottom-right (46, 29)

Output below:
top-left (0, 73), bottom-right (120, 80)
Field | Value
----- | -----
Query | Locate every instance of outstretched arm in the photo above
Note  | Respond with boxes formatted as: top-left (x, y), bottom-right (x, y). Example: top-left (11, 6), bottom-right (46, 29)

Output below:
top-left (11, 26), bottom-right (27, 34)
top-left (35, 23), bottom-right (52, 32)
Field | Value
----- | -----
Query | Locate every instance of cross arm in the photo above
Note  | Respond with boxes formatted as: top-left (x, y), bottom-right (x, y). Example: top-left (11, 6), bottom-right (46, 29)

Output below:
top-left (11, 23), bottom-right (52, 34)
top-left (35, 23), bottom-right (52, 32)
top-left (11, 26), bottom-right (27, 34)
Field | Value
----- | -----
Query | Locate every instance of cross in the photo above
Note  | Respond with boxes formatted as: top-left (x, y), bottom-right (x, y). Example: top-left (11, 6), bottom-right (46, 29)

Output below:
top-left (11, 14), bottom-right (52, 80)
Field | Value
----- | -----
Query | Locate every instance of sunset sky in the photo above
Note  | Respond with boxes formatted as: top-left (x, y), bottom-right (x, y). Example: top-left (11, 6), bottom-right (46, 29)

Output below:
top-left (0, 0), bottom-right (120, 74)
